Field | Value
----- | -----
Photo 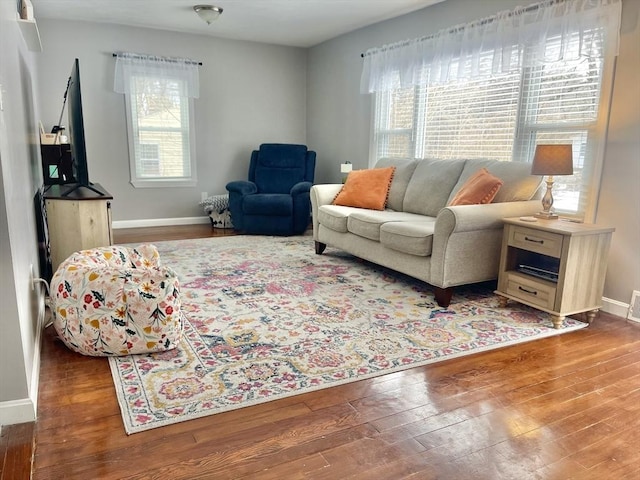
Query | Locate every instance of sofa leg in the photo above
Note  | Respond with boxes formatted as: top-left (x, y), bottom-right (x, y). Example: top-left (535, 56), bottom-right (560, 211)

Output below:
top-left (434, 287), bottom-right (453, 308)
top-left (315, 241), bottom-right (326, 255)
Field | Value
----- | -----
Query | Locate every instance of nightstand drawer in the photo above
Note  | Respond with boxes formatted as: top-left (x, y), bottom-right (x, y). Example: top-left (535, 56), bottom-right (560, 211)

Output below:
top-left (505, 273), bottom-right (556, 310)
top-left (508, 225), bottom-right (563, 258)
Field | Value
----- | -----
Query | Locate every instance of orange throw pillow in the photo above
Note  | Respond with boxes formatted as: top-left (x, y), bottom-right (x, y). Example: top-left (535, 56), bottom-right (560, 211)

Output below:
top-left (449, 168), bottom-right (503, 206)
top-left (333, 167), bottom-right (395, 210)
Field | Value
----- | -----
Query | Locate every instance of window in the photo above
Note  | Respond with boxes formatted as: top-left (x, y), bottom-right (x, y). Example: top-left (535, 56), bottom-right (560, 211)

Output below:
top-left (114, 53), bottom-right (200, 188)
top-left (364, 0), bottom-right (621, 220)
top-left (124, 74), bottom-right (196, 187)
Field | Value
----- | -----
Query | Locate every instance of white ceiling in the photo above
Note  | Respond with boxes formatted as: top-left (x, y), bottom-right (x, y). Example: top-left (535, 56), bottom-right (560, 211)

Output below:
top-left (30, 0), bottom-right (445, 48)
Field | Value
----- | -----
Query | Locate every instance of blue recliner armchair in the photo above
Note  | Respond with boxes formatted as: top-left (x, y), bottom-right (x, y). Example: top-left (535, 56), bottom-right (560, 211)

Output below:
top-left (226, 144), bottom-right (316, 235)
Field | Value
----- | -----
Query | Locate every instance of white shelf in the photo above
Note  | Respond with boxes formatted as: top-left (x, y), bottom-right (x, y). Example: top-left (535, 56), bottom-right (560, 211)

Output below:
top-left (17, 14), bottom-right (42, 52)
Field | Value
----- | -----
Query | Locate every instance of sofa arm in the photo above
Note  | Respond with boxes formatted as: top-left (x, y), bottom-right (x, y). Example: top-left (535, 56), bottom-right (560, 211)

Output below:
top-left (429, 200), bottom-right (541, 288)
top-left (311, 184), bottom-right (343, 206)
top-left (435, 200), bottom-right (542, 234)
top-left (310, 184), bottom-right (343, 241)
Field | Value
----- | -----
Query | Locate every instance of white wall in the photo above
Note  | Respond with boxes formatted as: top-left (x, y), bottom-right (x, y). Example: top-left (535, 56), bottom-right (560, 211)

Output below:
top-left (307, 0), bottom-right (640, 309)
top-left (0, 0), bottom-right (45, 424)
top-left (596, 0), bottom-right (640, 310)
top-left (36, 19), bottom-right (308, 222)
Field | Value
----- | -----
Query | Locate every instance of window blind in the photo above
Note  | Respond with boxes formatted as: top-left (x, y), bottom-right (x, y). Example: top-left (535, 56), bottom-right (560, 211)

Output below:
top-left (130, 75), bottom-right (192, 181)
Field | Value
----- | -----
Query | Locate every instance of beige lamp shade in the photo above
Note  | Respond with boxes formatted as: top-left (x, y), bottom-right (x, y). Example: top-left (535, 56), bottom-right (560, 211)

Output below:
top-left (531, 144), bottom-right (574, 219)
top-left (531, 144), bottom-right (574, 176)
top-left (340, 162), bottom-right (353, 174)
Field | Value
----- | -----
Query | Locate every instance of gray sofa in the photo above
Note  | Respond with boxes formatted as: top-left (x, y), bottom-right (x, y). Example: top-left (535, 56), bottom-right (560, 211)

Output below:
top-left (311, 157), bottom-right (543, 307)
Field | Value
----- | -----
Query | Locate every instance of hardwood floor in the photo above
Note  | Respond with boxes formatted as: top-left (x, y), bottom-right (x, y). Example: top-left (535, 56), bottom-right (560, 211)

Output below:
top-left (4, 224), bottom-right (640, 479)
top-left (0, 422), bottom-right (35, 480)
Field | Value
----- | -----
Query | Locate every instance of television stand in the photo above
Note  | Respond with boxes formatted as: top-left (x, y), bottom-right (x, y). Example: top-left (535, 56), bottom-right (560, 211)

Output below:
top-left (43, 183), bottom-right (113, 271)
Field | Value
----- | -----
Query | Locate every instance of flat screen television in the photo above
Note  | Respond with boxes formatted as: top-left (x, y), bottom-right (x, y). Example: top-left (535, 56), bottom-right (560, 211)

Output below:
top-left (61, 58), bottom-right (103, 196)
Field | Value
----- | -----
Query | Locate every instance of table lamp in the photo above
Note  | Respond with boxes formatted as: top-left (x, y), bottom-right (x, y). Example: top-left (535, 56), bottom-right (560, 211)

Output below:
top-left (340, 161), bottom-right (352, 183)
top-left (531, 144), bottom-right (574, 219)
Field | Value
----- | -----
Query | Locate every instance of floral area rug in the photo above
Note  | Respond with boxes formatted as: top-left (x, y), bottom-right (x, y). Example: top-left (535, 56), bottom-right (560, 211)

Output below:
top-left (109, 235), bottom-right (587, 434)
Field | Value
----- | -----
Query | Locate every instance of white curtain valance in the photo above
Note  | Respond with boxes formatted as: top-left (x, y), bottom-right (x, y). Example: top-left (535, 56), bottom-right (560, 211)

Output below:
top-left (113, 52), bottom-right (201, 98)
top-left (360, 0), bottom-right (621, 93)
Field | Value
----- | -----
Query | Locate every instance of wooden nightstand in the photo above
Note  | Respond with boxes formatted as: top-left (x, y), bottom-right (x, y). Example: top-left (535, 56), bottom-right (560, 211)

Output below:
top-left (495, 217), bottom-right (614, 329)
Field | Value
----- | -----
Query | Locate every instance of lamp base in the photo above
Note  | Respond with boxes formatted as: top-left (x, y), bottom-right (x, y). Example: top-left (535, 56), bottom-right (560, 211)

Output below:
top-left (534, 211), bottom-right (559, 220)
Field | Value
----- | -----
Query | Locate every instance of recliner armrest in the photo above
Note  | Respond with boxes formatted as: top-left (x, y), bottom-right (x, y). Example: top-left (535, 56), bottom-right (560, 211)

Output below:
top-left (290, 181), bottom-right (313, 196)
top-left (226, 180), bottom-right (257, 196)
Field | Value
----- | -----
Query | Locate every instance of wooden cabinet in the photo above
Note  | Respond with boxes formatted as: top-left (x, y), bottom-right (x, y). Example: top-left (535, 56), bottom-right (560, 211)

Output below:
top-left (495, 217), bottom-right (614, 329)
top-left (44, 183), bottom-right (113, 272)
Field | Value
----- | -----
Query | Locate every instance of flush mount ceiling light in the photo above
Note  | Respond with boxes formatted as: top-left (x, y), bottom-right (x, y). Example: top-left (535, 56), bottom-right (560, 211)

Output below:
top-left (193, 5), bottom-right (223, 25)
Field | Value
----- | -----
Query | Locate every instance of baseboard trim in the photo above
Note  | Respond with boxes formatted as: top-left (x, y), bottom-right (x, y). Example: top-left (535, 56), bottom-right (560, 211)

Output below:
top-left (0, 398), bottom-right (36, 426)
top-left (601, 296), bottom-right (630, 319)
top-left (1, 288), bottom-right (46, 426)
top-left (28, 297), bottom-right (46, 424)
top-left (113, 216), bottom-right (210, 229)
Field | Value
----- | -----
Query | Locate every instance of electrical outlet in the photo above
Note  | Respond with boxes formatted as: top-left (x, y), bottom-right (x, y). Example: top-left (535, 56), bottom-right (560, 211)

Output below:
top-left (201, 192), bottom-right (208, 202)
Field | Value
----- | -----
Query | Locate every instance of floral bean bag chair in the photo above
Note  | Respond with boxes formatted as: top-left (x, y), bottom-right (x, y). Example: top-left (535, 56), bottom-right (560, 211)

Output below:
top-left (50, 244), bottom-right (183, 356)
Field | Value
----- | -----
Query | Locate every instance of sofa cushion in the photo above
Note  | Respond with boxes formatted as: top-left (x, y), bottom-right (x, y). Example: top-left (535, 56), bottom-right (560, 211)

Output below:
top-left (244, 193), bottom-right (292, 215)
top-left (317, 204), bottom-right (359, 233)
top-left (347, 210), bottom-right (426, 241)
top-left (448, 160), bottom-right (542, 204)
top-left (403, 159), bottom-right (466, 216)
top-left (448, 168), bottom-right (503, 206)
top-left (333, 166), bottom-right (395, 210)
top-left (380, 221), bottom-right (436, 256)
top-left (374, 158), bottom-right (418, 211)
